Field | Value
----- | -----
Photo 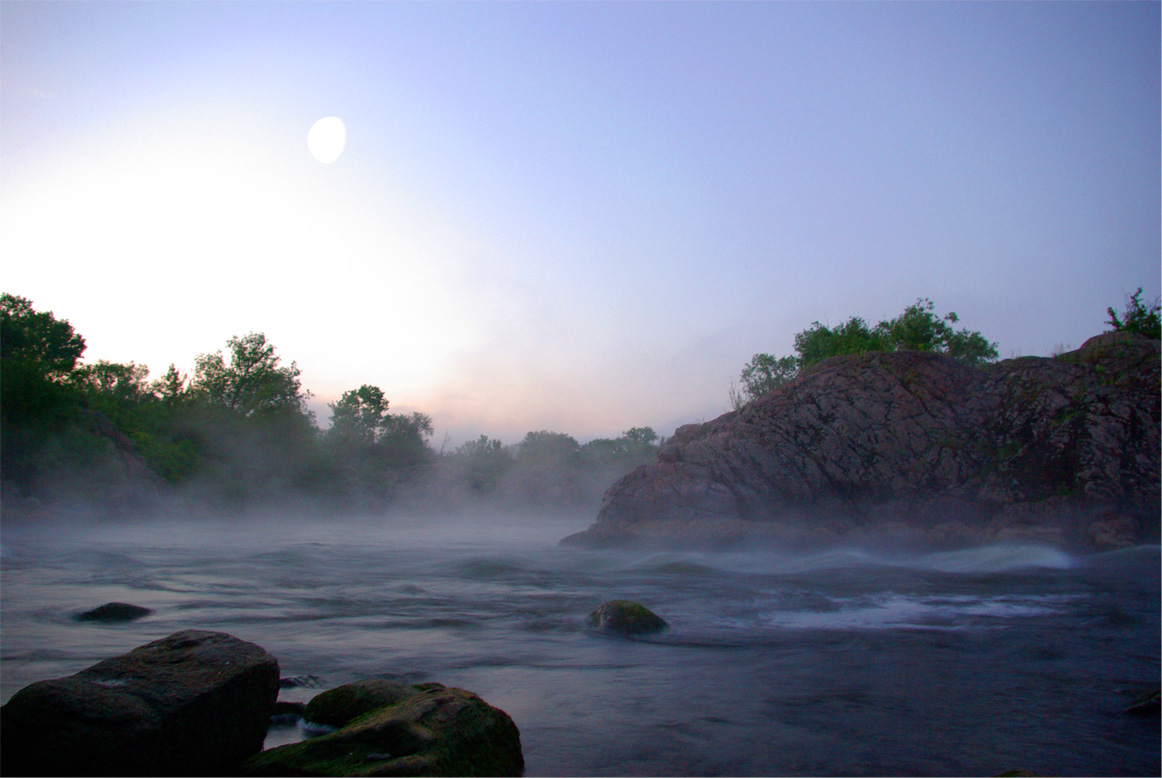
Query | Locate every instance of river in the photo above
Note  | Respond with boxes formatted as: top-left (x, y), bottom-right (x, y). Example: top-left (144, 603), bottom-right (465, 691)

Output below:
top-left (1, 515), bottom-right (1158, 776)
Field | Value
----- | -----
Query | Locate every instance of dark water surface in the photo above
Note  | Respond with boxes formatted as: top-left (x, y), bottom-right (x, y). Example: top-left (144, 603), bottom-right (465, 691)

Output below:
top-left (2, 516), bottom-right (1158, 776)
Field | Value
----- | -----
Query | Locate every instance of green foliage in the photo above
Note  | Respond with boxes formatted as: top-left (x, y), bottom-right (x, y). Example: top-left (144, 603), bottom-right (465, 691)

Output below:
top-left (1, 293), bottom-right (667, 516)
top-left (0, 293), bottom-right (86, 377)
top-left (516, 430), bottom-right (581, 467)
top-left (378, 411), bottom-right (434, 472)
top-left (450, 435), bottom-right (514, 494)
top-left (0, 294), bottom-right (87, 424)
top-left (327, 384), bottom-right (390, 446)
top-left (1, 294), bottom-right (91, 490)
top-left (71, 360), bottom-right (151, 411)
top-left (151, 364), bottom-right (189, 406)
top-left (192, 332), bottom-right (311, 419)
top-left (794, 316), bottom-right (890, 366)
top-left (733, 298), bottom-right (999, 407)
top-left (731, 353), bottom-right (800, 407)
top-left (580, 426), bottom-right (664, 470)
top-left (1107, 287), bottom-right (1161, 340)
top-left (322, 385), bottom-right (435, 507)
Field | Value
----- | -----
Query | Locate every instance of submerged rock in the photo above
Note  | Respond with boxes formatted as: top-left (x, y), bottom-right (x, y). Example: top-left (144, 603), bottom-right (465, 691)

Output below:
top-left (280, 673), bottom-right (323, 688)
top-left (588, 599), bottom-right (668, 635)
top-left (244, 683), bottom-right (523, 777)
top-left (565, 332), bottom-right (1161, 550)
top-left (75, 602), bottom-right (153, 622)
top-left (0, 629), bottom-right (279, 776)
top-left (1124, 686), bottom-right (1160, 716)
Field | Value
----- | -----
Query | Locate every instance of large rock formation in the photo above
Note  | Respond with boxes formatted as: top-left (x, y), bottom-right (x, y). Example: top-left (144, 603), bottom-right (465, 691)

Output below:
top-left (0, 630), bottom-right (280, 776)
top-left (563, 332), bottom-right (1160, 550)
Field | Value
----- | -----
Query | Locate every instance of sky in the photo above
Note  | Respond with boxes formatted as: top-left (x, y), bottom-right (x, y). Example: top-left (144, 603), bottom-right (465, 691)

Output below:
top-left (2, 1), bottom-right (1159, 446)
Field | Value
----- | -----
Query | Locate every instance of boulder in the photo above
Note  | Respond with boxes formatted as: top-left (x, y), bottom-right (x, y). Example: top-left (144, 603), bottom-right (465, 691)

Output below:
top-left (0, 629), bottom-right (279, 776)
top-left (75, 602), bottom-right (153, 622)
top-left (565, 333), bottom-right (1161, 550)
top-left (588, 599), bottom-right (668, 635)
top-left (243, 683), bottom-right (524, 777)
top-left (304, 678), bottom-right (431, 728)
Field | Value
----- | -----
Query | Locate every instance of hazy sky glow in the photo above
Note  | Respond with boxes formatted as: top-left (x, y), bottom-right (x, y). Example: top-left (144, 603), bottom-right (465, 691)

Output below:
top-left (2, 1), bottom-right (1158, 444)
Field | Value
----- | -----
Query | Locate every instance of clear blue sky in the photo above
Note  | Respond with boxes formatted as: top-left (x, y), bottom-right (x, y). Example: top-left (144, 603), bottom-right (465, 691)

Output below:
top-left (2, 1), bottom-right (1158, 445)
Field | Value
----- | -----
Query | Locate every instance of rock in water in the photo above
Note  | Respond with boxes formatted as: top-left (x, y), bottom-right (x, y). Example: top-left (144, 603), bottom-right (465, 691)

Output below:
top-left (244, 683), bottom-right (524, 776)
top-left (75, 602), bottom-right (153, 622)
top-left (0, 629), bottom-right (279, 776)
top-left (1124, 686), bottom-right (1161, 716)
top-left (588, 599), bottom-right (668, 635)
top-left (565, 332), bottom-right (1161, 550)
top-left (304, 678), bottom-right (428, 728)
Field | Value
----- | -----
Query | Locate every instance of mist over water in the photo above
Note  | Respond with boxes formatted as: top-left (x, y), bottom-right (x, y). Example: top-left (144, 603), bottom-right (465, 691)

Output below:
top-left (1, 514), bottom-right (1158, 776)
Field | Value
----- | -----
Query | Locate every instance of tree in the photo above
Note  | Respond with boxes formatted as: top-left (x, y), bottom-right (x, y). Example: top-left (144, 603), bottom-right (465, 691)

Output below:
top-left (191, 332), bottom-right (310, 418)
top-left (516, 430), bottom-right (581, 467)
top-left (622, 426), bottom-right (659, 447)
top-left (381, 411), bottom-right (434, 444)
top-left (1107, 287), bottom-right (1161, 340)
top-left (1, 294), bottom-right (87, 429)
top-left (327, 384), bottom-right (390, 446)
top-left (0, 295), bottom-right (164, 499)
top-left (0, 293), bottom-right (86, 378)
top-left (732, 353), bottom-right (800, 407)
top-left (71, 360), bottom-right (151, 404)
top-left (451, 435), bottom-right (513, 494)
top-left (151, 364), bottom-right (189, 406)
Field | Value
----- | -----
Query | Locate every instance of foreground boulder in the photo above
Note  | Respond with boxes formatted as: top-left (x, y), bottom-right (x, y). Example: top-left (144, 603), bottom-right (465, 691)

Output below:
top-left (244, 681), bottom-right (523, 776)
top-left (564, 332), bottom-right (1161, 550)
top-left (588, 600), bottom-right (668, 635)
top-left (0, 630), bottom-right (279, 776)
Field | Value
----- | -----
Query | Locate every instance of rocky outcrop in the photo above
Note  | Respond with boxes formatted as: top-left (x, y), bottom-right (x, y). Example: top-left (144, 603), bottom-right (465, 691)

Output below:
top-left (563, 332), bottom-right (1160, 550)
top-left (0, 630), bottom-right (280, 776)
top-left (243, 681), bottom-right (524, 777)
top-left (588, 600), bottom-right (668, 635)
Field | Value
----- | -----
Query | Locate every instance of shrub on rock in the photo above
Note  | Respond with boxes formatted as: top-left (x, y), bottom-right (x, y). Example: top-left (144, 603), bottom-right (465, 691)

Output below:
top-left (0, 629), bottom-right (279, 776)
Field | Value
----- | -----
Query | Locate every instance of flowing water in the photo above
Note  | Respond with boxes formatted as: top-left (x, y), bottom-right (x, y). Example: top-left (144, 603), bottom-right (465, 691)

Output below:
top-left (1, 515), bottom-right (1158, 776)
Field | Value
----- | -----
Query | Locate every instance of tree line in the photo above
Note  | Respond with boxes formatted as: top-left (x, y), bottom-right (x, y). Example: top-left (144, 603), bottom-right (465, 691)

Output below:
top-left (0, 293), bottom-right (664, 517)
top-left (5, 289), bottom-right (1155, 517)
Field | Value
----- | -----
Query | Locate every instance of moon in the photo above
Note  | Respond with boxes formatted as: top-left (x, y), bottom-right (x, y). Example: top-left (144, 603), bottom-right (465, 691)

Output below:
top-left (307, 117), bottom-right (346, 163)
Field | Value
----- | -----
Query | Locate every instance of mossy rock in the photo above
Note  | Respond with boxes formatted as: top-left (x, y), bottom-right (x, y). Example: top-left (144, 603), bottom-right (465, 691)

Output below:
top-left (243, 685), bottom-right (523, 776)
top-left (304, 679), bottom-right (432, 728)
top-left (588, 599), bottom-right (668, 635)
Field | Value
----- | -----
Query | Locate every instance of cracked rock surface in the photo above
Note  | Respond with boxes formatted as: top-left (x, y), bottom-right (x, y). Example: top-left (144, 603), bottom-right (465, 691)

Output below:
top-left (563, 332), bottom-right (1160, 550)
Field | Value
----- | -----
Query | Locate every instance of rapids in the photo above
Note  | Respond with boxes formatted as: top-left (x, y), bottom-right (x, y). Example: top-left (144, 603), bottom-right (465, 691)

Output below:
top-left (1, 516), bottom-right (1158, 776)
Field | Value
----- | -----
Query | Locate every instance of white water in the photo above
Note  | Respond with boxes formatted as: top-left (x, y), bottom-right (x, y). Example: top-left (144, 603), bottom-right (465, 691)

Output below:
top-left (1, 517), bottom-right (1158, 776)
